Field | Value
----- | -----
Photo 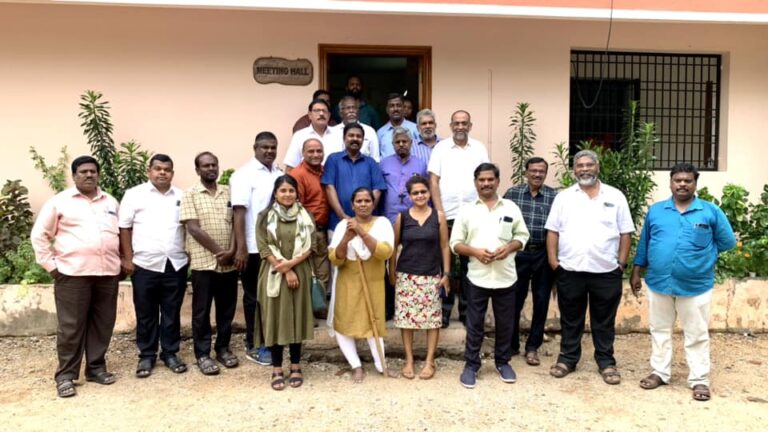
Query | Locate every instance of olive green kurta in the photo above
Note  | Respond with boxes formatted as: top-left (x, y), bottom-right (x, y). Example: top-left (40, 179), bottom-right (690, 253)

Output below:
top-left (329, 219), bottom-right (394, 338)
top-left (256, 212), bottom-right (314, 347)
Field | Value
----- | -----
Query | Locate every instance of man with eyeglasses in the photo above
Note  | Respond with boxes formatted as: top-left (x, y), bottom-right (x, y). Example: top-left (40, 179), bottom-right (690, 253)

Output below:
top-left (284, 99), bottom-right (340, 172)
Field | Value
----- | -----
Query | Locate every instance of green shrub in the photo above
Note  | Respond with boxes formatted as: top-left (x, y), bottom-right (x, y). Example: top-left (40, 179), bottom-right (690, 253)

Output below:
top-left (0, 239), bottom-right (52, 284)
top-left (29, 146), bottom-right (70, 193)
top-left (0, 180), bottom-right (33, 257)
top-left (508, 102), bottom-right (536, 185)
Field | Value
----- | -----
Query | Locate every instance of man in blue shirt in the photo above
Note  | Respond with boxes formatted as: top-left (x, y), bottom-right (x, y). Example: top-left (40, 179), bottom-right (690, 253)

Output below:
top-left (322, 123), bottom-right (387, 232)
top-left (377, 93), bottom-right (419, 159)
top-left (631, 163), bottom-right (736, 402)
top-left (380, 127), bottom-right (428, 224)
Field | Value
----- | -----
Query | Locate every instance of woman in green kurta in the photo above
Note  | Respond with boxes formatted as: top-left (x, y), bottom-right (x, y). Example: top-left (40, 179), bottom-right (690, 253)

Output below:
top-left (256, 175), bottom-right (315, 391)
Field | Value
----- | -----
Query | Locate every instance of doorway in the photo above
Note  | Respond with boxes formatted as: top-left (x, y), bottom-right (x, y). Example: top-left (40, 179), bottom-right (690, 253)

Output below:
top-left (318, 44), bottom-right (432, 129)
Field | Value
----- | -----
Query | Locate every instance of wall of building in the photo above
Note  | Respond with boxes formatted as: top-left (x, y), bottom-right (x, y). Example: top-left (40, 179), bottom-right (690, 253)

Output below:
top-left (1, 3), bottom-right (767, 211)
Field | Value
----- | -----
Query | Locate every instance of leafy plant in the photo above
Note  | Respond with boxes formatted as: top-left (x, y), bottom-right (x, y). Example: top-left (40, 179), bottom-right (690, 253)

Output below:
top-left (508, 102), bottom-right (537, 185)
top-left (78, 90), bottom-right (151, 201)
top-left (0, 180), bottom-right (34, 257)
top-left (718, 184), bottom-right (750, 236)
top-left (29, 146), bottom-right (70, 193)
top-left (0, 239), bottom-right (52, 284)
top-left (551, 141), bottom-right (575, 189)
top-left (219, 168), bottom-right (235, 186)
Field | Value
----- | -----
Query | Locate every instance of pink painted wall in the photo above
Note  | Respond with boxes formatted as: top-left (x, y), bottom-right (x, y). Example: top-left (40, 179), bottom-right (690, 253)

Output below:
top-left (1, 3), bottom-right (767, 211)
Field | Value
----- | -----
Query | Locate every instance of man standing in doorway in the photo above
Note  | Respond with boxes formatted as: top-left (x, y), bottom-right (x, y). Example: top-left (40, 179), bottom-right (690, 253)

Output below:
top-left (330, 95), bottom-right (380, 161)
top-left (334, 75), bottom-right (380, 130)
top-left (31, 156), bottom-right (121, 398)
top-left (377, 93), bottom-right (419, 159)
top-left (428, 110), bottom-right (489, 328)
top-left (119, 154), bottom-right (189, 378)
top-left (545, 149), bottom-right (634, 385)
top-left (230, 132), bottom-right (283, 365)
top-left (180, 152), bottom-right (240, 376)
top-left (503, 157), bottom-right (557, 366)
top-left (631, 163), bottom-right (735, 401)
top-left (452, 163), bottom-right (529, 388)
top-left (411, 109), bottom-right (440, 164)
top-left (284, 99), bottom-right (339, 171)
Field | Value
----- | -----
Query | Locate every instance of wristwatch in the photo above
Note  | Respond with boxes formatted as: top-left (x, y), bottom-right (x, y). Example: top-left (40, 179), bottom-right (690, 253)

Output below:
top-left (617, 261), bottom-right (628, 270)
top-left (442, 272), bottom-right (451, 278)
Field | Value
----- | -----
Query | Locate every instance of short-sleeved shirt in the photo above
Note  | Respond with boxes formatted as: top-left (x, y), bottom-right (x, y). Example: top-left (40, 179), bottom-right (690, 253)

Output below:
top-left (321, 151), bottom-right (386, 230)
top-left (427, 137), bottom-right (490, 220)
top-left (283, 125), bottom-right (340, 168)
top-left (634, 196), bottom-right (736, 297)
top-left (377, 119), bottom-right (419, 159)
top-left (503, 184), bottom-right (557, 246)
top-left (290, 161), bottom-right (329, 228)
top-left (230, 158), bottom-right (282, 253)
top-left (179, 182), bottom-right (235, 272)
top-left (380, 154), bottom-right (428, 225)
top-left (545, 182), bottom-right (635, 273)
top-left (118, 182), bottom-right (188, 272)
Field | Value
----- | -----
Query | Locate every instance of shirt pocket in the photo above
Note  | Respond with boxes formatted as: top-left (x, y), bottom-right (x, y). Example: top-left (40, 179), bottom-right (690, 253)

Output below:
top-left (100, 209), bottom-right (120, 235)
top-left (689, 224), bottom-right (712, 248)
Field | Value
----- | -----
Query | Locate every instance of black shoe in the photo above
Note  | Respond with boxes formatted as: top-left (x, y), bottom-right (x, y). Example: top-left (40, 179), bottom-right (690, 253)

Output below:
top-left (136, 358), bottom-right (155, 378)
top-left (85, 371), bottom-right (116, 385)
top-left (163, 355), bottom-right (188, 374)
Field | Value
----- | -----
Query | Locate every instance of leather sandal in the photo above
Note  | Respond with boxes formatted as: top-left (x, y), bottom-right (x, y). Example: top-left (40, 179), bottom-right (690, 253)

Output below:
top-left (525, 351), bottom-right (541, 366)
top-left (216, 350), bottom-right (239, 368)
top-left (599, 367), bottom-right (621, 385)
top-left (56, 379), bottom-right (76, 398)
top-left (418, 363), bottom-right (435, 380)
top-left (639, 373), bottom-right (667, 390)
top-left (197, 356), bottom-right (220, 376)
top-left (136, 358), bottom-right (154, 378)
top-left (85, 371), bottom-right (116, 385)
top-left (549, 362), bottom-right (574, 378)
top-left (692, 384), bottom-right (711, 401)
top-left (289, 367), bottom-right (304, 388)
top-left (163, 355), bottom-right (188, 374)
top-left (271, 371), bottom-right (286, 391)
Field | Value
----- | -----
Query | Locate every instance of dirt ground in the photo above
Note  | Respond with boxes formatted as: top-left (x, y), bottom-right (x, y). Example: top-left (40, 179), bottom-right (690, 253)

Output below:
top-left (0, 332), bottom-right (766, 432)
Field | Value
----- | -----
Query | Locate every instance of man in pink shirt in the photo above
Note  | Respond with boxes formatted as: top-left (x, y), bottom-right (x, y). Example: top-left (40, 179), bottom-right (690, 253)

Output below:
top-left (31, 156), bottom-right (122, 398)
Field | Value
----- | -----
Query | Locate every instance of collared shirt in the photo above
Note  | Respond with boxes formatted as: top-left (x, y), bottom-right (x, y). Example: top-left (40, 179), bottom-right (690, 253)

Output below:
top-left (290, 160), bottom-right (329, 227)
top-left (321, 151), bottom-right (386, 230)
top-left (179, 182), bottom-right (235, 272)
top-left (545, 182), bottom-right (635, 273)
top-left (292, 113), bottom-right (337, 133)
top-left (503, 184), bottom-right (557, 246)
top-left (327, 122), bottom-right (380, 162)
top-left (380, 154), bottom-right (428, 224)
top-left (31, 187), bottom-right (120, 276)
top-left (283, 125), bottom-right (339, 168)
top-left (411, 136), bottom-right (441, 165)
top-left (450, 197), bottom-right (530, 288)
top-left (118, 182), bottom-right (188, 272)
top-left (230, 158), bottom-right (282, 253)
top-left (427, 137), bottom-right (490, 220)
top-left (377, 119), bottom-right (419, 159)
top-left (634, 196), bottom-right (736, 297)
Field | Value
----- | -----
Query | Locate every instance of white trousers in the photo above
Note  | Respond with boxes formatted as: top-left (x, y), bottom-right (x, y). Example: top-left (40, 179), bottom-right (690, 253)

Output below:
top-left (335, 332), bottom-right (385, 373)
top-left (647, 289), bottom-right (712, 388)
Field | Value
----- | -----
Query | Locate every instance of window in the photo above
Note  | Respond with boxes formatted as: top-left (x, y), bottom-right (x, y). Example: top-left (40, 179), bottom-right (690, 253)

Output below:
top-left (570, 50), bottom-right (722, 170)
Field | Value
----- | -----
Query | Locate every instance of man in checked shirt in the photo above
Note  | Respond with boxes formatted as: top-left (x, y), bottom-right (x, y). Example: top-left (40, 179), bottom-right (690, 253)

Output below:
top-left (502, 157), bottom-right (557, 367)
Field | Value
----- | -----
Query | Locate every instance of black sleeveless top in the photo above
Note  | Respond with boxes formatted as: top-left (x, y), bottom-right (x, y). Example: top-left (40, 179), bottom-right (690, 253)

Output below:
top-left (396, 209), bottom-right (442, 276)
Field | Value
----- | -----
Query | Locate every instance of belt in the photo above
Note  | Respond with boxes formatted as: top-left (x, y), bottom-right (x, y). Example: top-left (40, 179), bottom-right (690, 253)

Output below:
top-left (523, 243), bottom-right (545, 252)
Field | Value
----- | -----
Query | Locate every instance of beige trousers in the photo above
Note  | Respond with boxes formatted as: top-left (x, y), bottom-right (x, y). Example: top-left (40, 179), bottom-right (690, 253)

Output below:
top-left (647, 289), bottom-right (712, 388)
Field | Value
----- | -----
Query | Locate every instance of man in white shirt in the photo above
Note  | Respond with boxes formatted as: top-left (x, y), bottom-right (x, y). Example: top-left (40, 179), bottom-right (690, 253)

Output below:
top-left (230, 132), bottom-right (282, 365)
top-left (119, 154), bottom-right (189, 377)
top-left (327, 96), bottom-right (380, 162)
top-left (284, 99), bottom-right (338, 172)
top-left (428, 110), bottom-right (490, 328)
top-left (451, 162), bottom-right (529, 389)
top-left (545, 149), bottom-right (634, 385)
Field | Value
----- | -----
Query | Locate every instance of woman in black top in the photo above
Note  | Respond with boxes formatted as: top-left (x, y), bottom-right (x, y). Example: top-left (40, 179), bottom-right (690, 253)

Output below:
top-left (389, 175), bottom-right (450, 380)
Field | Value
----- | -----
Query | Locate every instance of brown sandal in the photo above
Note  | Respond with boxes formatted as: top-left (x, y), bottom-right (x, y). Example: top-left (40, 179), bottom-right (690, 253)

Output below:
top-left (271, 371), bottom-right (285, 391)
top-left (525, 351), bottom-right (541, 366)
top-left (418, 363), bottom-right (435, 380)
top-left (692, 384), bottom-right (711, 401)
top-left (639, 373), bottom-right (667, 390)
top-left (549, 362), bottom-right (574, 378)
top-left (599, 367), bottom-right (621, 385)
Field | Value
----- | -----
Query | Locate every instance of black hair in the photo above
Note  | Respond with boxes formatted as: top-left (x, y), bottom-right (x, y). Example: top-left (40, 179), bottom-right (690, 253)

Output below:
top-left (254, 131), bottom-right (278, 147)
top-left (271, 174), bottom-right (300, 203)
top-left (670, 162), bottom-right (700, 181)
top-left (71, 155), bottom-right (100, 174)
top-left (474, 162), bottom-right (500, 179)
top-left (351, 187), bottom-right (374, 203)
top-left (308, 99), bottom-right (331, 112)
top-left (149, 153), bottom-right (173, 169)
top-left (386, 93), bottom-right (403, 105)
top-left (525, 157), bottom-right (549, 171)
top-left (312, 89), bottom-right (330, 100)
top-left (406, 175), bottom-right (430, 193)
top-left (194, 151), bottom-right (218, 169)
top-left (343, 122), bottom-right (365, 138)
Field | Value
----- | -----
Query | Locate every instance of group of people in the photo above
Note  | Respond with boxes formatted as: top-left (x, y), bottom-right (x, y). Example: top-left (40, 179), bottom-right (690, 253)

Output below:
top-left (31, 79), bottom-right (736, 402)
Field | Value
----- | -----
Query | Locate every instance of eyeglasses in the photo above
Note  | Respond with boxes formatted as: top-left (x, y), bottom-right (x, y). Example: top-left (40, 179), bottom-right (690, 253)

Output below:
top-left (311, 108), bottom-right (328, 114)
top-left (410, 190), bottom-right (429, 196)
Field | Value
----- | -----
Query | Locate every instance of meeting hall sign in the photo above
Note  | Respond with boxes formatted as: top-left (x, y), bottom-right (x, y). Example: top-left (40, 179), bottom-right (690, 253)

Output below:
top-left (253, 57), bottom-right (313, 86)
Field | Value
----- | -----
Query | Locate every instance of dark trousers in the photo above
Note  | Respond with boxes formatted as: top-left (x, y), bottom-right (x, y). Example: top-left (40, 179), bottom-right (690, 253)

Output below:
top-left (270, 343), bottom-right (302, 367)
top-left (131, 261), bottom-right (188, 361)
top-left (191, 270), bottom-right (238, 359)
top-left (442, 219), bottom-right (468, 323)
top-left (53, 274), bottom-right (119, 383)
top-left (511, 250), bottom-right (554, 353)
top-left (464, 279), bottom-right (516, 372)
top-left (239, 253), bottom-right (263, 349)
top-left (555, 268), bottom-right (623, 370)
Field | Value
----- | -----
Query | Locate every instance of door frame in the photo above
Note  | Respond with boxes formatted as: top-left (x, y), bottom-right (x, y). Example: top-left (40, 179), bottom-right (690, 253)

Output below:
top-left (318, 44), bottom-right (432, 109)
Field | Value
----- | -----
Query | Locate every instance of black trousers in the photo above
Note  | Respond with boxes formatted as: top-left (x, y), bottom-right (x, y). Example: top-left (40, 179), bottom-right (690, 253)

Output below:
top-left (464, 279), bottom-right (516, 372)
top-left (191, 270), bottom-right (239, 359)
top-left (442, 219), bottom-right (468, 323)
top-left (555, 268), bottom-right (623, 370)
top-left (53, 274), bottom-right (119, 383)
top-left (131, 261), bottom-right (188, 361)
top-left (239, 253), bottom-right (263, 349)
top-left (511, 249), bottom-right (554, 353)
top-left (270, 343), bottom-right (302, 367)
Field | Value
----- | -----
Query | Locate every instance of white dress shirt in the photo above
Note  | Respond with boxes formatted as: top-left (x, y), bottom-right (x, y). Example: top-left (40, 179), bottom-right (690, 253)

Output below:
top-left (118, 182), bottom-right (188, 272)
top-left (427, 137), bottom-right (489, 220)
top-left (326, 122), bottom-right (380, 162)
top-left (283, 125), bottom-right (340, 168)
top-left (229, 158), bottom-right (282, 253)
top-left (545, 182), bottom-right (635, 273)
